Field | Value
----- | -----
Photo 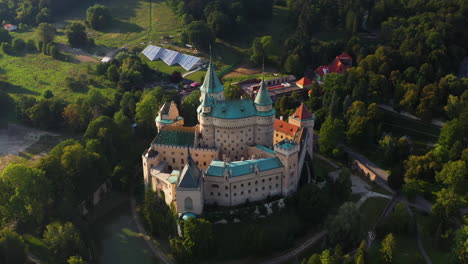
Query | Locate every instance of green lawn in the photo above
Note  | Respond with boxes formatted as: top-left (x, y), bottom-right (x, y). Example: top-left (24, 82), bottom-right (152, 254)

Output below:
top-left (359, 197), bottom-right (390, 230)
top-left (50, 0), bottom-right (184, 49)
top-left (0, 51), bottom-right (115, 101)
top-left (186, 71), bottom-right (207, 83)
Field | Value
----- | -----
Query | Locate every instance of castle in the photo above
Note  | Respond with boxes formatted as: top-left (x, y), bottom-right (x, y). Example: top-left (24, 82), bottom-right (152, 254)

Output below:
top-left (142, 62), bottom-right (315, 216)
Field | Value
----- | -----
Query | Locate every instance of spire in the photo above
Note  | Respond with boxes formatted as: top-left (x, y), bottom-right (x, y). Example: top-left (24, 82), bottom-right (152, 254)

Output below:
top-left (254, 63), bottom-right (272, 107)
top-left (200, 60), bottom-right (224, 94)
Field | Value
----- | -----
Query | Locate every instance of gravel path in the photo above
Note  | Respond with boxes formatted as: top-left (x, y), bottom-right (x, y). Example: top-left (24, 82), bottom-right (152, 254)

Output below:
top-left (130, 196), bottom-right (172, 264)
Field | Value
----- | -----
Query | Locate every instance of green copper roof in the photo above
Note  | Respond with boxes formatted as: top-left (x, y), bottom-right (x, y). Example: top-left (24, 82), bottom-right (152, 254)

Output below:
top-left (277, 140), bottom-right (297, 150)
top-left (201, 93), bottom-right (215, 107)
top-left (168, 170), bottom-right (180, 184)
top-left (182, 212), bottom-right (197, 220)
top-left (254, 80), bottom-right (273, 106)
top-left (156, 116), bottom-right (183, 124)
top-left (153, 130), bottom-right (194, 146)
top-left (205, 158), bottom-right (283, 178)
top-left (200, 99), bottom-right (275, 119)
top-left (200, 63), bottom-right (224, 94)
top-left (255, 145), bottom-right (275, 155)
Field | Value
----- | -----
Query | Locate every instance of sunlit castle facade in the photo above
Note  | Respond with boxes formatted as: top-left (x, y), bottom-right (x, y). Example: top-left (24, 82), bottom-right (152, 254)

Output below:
top-left (142, 62), bottom-right (315, 216)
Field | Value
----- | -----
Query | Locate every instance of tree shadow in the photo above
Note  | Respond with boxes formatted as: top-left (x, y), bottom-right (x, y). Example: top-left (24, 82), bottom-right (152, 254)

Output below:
top-left (100, 19), bottom-right (144, 34)
top-left (0, 82), bottom-right (40, 96)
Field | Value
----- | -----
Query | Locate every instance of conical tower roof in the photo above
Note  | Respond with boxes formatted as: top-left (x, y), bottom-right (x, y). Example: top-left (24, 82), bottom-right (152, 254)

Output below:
top-left (200, 92), bottom-right (214, 107)
top-left (200, 62), bottom-right (224, 94)
top-left (254, 80), bottom-right (272, 106)
top-left (177, 148), bottom-right (201, 189)
top-left (291, 103), bottom-right (314, 120)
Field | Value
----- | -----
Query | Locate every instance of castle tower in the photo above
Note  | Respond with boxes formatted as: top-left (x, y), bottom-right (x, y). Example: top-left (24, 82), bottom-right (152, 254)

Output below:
top-left (199, 62), bottom-right (225, 101)
top-left (196, 93), bottom-right (215, 148)
top-left (176, 149), bottom-right (204, 215)
top-left (274, 140), bottom-right (300, 195)
top-left (254, 79), bottom-right (275, 147)
top-left (155, 101), bottom-right (184, 131)
top-left (288, 103), bottom-right (315, 156)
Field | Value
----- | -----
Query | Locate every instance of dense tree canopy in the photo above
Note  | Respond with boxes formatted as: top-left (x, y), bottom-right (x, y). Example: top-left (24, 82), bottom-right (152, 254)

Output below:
top-left (86, 4), bottom-right (111, 30)
top-left (43, 222), bottom-right (86, 264)
top-left (0, 164), bottom-right (51, 225)
top-left (181, 21), bottom-right (214, 50)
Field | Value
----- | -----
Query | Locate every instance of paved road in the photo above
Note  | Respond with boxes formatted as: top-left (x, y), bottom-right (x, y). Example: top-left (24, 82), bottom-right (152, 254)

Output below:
top-left (259, 231), bottom-right (328, 264)
top-left (130, 197), bottom-right (172, 264)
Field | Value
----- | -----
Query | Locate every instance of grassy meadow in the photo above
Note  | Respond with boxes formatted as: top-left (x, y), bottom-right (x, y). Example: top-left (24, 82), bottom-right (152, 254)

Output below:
top-left (2, 0), bottom-right (295, 102)
top-left (0, 51), bottom-right (115, 101)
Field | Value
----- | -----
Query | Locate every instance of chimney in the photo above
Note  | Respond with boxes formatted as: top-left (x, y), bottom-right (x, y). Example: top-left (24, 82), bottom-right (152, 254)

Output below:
top-left (280, 116), bottom-right (283, 121)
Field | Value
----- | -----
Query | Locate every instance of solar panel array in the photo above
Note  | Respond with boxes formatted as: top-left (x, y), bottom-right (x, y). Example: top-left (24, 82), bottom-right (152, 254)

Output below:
top-left (142, 45), bottom-right (203, 71)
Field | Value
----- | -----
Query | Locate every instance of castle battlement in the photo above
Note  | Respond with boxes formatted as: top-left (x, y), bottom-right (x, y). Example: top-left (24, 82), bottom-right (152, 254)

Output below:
top-left (151, 143), bottom-right (219, 153)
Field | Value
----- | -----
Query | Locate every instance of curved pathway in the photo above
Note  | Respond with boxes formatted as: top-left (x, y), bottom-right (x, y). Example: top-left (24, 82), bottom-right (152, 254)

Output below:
top-left (130, 197), bottom-right (172, 264)
top-left (406, 205), bottom-right (432, 264)
top-left (259, 231), bottom-right (328, 264)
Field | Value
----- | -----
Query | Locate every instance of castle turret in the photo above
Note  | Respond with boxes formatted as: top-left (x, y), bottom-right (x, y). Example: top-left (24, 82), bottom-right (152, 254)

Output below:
top-left (288, 103), bottom-right (315, 156)
top-left (274, 139), bottom-right (300, 195)
top-left (254, 79), bottom-right (275, 147)
top-left (254, 79), bottom-right (273, 112)
top-left (200, 62), bottom-right (225, 101)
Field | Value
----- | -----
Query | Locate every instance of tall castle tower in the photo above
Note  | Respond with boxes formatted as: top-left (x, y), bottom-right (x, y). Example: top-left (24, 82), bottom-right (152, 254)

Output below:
top-left (274, 140), bottom-right (300, 195)
top-left (288, 103), bottom-right (315, 156)
top-left (254, 79), bottom-right (274, 147)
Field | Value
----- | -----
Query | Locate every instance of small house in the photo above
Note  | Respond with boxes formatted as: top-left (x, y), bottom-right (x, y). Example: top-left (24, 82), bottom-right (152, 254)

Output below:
top-left (3, 24), bottom-right (17, 32)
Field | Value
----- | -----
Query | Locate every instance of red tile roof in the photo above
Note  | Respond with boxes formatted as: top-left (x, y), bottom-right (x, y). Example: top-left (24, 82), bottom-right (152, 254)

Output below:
top-left (274, 119), bottom-right (300, 137)
top-left (296, 76), bottom-right (313, 87)
top-left (315, 53), bottom-right (352, 77)
top-left (291, 103), bottom-right (313, 120)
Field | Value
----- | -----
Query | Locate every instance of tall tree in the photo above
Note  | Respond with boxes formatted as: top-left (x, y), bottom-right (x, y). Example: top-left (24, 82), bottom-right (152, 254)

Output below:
top-left (36, 23), bottom-right (56, 43)
top-left (66, 22), bottom-right (91, 48)
top-left (326, 202), bottom-right (364, 249)
top-left (0, 164), bottom-right (51, 225)
top-left (86, 4), bottom-right (111, 30)
top-left (43, 222), bottom-right (86, 264)
top-left (380, 233), bottom-right (395, 263)
top-left (181, 21), bottom-right (214, 50)
top-left (318, 116), bottom-right (345, 155)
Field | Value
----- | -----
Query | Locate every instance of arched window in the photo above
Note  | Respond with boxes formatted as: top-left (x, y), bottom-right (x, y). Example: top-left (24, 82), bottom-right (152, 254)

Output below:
top-left (184, 197), bottom-right (193, 210)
